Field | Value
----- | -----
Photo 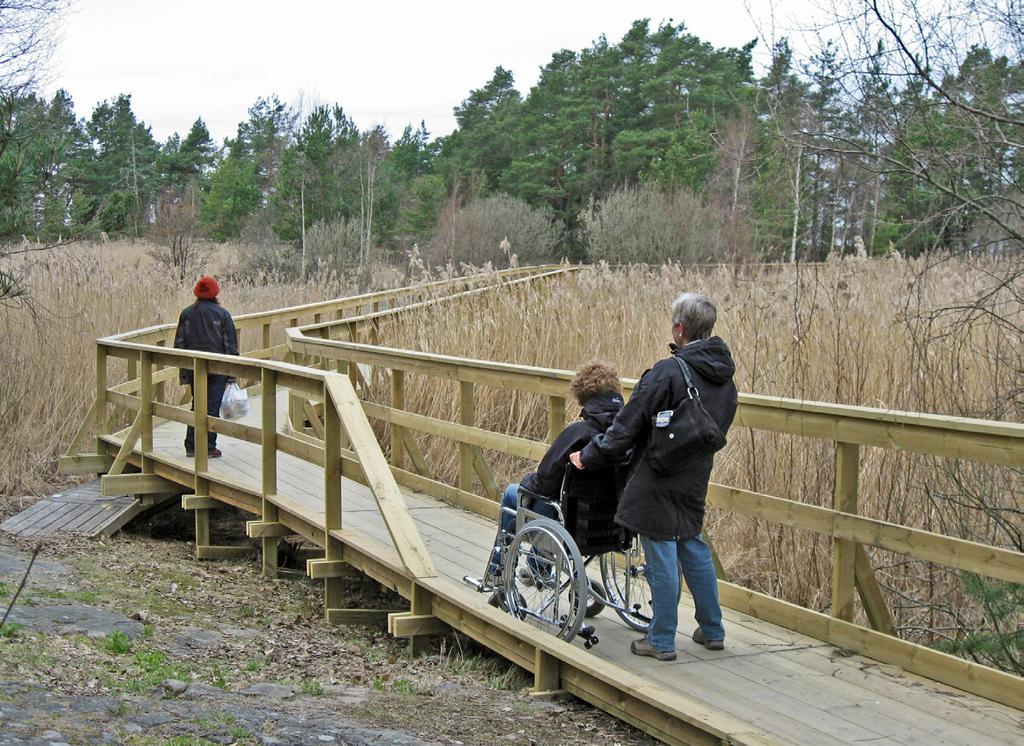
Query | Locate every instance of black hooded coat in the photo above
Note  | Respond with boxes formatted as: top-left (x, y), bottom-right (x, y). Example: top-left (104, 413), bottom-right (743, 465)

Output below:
top-left (579, 337), bottom-right (738, 541)
top-left (519, 391), bottom-right (623, 498)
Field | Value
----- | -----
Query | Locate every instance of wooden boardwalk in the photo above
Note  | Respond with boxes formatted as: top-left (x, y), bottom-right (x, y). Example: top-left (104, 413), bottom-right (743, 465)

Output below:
top-left (99, 389), bottom-right (1024, 746)
top-left (0, 480), bottom-right (175, 537)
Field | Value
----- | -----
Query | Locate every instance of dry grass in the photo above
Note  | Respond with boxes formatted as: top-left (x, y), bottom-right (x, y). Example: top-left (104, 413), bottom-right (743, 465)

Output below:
top-left (1, 245), bottom-right (1020, 662)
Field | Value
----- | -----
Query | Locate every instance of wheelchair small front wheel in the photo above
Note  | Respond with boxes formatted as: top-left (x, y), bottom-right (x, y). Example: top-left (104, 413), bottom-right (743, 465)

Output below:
top-left (502, 518), bottom-right (588, 642)
top-left (585, 577), bottom-right (607, 618)
top-left (600, 536), bottom-right (653, 632)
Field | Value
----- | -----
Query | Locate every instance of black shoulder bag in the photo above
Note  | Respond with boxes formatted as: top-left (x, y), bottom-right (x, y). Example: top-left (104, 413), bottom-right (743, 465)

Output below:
top-left (646, 356), bottom-right (727, 476)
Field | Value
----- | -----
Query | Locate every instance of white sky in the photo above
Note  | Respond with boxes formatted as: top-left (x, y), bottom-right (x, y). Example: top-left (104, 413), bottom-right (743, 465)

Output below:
top-left (46, 0), bottom-right (813, 146)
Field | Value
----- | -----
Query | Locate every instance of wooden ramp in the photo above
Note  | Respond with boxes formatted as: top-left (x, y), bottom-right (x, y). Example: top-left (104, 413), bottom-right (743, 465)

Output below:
top-left (88, 389), bottom-right (1024, 746)
top-left (0, 480), bottom-right (177, 537)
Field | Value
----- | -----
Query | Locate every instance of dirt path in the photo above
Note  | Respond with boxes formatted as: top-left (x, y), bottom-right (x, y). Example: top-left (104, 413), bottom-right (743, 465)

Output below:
top-left (0, 516), bottom-right (656, 746)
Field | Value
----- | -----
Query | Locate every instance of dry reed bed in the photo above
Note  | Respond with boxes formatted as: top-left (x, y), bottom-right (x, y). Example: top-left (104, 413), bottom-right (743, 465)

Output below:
top-left (367, 259), bottom-right (1022, 654)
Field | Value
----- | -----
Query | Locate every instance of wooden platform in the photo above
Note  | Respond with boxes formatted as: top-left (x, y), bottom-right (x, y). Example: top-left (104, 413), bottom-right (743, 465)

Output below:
top-left (0, 480), bottom-right (177, 537)
top-left (86, 389), bottom-right (1024, 746)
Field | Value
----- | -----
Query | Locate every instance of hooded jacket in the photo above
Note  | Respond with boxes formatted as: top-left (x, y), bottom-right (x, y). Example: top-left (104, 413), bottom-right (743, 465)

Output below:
top-left (579, 337), bottom-right (738, 541)
top-left (519, 391), bottom-right (624, 498)
top-left (174, 299), bottom-right (239, 385)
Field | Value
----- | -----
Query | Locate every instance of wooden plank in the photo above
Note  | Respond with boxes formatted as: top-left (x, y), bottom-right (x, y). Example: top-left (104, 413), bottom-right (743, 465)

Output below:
top-left (326, 608), bottom-right (394, 626)
top-left (470, 445), bottom-right (500, 500)
top-left (302, 399), bottom-right (325, 439)
top-left (0, 501), bottom-right (53, 533)
top-left (182, 494), bottom-right (219, 510)
top-left (101, 473), bottom-right (178, 496)
top-left (307, 558), bottom-right (355, 578)
top-left (246, 520), bottom-right (292, 538)
top-left (832, 442), bottom-right (858, 622)
top-left (736, 402), bottom-right (1023, 466)
top-left (458, 380), bottom-right (474, 493)
top-left (707, 483), bottom-right (1024, 583)
top-left (195, 545), bottom-right (257, 560)
top-left (390, 369), bottom-right (405, 469)
top-left (548, 395), bottom-right (565, 444)
top-left (277, 431), bottom-right (325, 467)
top-left (107, 413), bottom-right (144, 477)
top-left (388, 612), bottom-right (450, 637)
top-left (716, 580), bottom-right (1024, 710)
top-left (23, 502), bottom-right (95, 536)
top-left (62, 396), bottom-right (97, 459)
top-left (58, 454), bottom-right (113, 475)
top-left (325, 374), bottom-right (436, 579)
top-left (854, 544), bottom-right (897, 635)
top-left (401, 429), bottom-right (433, 478)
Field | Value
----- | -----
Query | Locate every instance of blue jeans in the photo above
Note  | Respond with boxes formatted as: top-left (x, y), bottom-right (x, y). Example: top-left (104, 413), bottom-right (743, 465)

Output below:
top-left (641, 533), bottom-right (725, 652)
top-left (487, 483), bottom-right (559, 576)
top-left (184, 374), bottom-right (228, 454)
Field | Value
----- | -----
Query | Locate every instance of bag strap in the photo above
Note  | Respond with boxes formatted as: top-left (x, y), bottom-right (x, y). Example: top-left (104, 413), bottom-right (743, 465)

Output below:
top-left (671, 355), bottom-right (701, 400)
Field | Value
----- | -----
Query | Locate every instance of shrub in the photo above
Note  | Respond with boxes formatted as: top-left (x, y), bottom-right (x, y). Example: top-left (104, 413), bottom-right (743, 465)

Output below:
top-left (581, 183), bottom-right (723, 265)
top-left (426, 193), bottom-right (562, 266)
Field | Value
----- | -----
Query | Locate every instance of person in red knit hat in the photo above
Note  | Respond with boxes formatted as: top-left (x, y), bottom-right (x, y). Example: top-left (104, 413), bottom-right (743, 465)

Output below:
top-left (173, 276), bottom-right (238, 458)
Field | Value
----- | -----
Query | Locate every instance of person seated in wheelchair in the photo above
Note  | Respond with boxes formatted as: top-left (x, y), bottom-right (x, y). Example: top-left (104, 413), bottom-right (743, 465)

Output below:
top-left (485, 360), bottom-right (623, 606)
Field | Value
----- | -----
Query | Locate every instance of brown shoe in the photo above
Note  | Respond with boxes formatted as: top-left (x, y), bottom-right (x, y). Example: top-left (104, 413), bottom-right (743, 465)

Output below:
top-left (692, 627), bottom-right (725, 651)
top-left (208, 448), bottom-right (222, 458)
top-left (630, 637), bottom-right (676, 661)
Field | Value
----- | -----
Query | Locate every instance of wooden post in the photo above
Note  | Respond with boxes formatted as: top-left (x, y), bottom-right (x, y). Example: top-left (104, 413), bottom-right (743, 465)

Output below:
top-left (140, 351), bottom-right (153, 474)
top-left (261, 369), bottom-right (280, 578)
top-left (95, 345), bottom-right (108, 450)
top-left (409, 582), bottom-right (434, 657)
top-left (548, 395), bottom-right (566, 443)
top-left (832, 442), bottom-right (859, 622)
top-left (533, 648), bottom-right (562, 696)
top-left (458, 381), bottom-right (475, 493)
top-left (153, 339), bottom-right (166, 403)
top-left (261, 322), bottom-right (271, 351)
top-left (390, 369), bottom-right (405, 469)
top-left (323, 384), bottom-right (344, 611)
top-left (193, 358), bottom-right (210, 557)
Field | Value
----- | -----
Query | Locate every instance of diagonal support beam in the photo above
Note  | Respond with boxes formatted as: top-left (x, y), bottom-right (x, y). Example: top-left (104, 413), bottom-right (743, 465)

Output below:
top-left (324, 374), bottom-right (436, 579)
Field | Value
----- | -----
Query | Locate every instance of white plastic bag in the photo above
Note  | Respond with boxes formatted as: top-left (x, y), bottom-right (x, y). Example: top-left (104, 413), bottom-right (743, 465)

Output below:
top-left (220, 382), bottom-right (250, 420)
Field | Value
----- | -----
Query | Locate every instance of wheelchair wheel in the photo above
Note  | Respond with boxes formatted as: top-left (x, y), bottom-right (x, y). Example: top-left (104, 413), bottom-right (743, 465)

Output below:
top-left (600, 536), bottom-right (652, 631)
top-left (502, 518), bottom-right (588, 642)
top-left (585, 577), bottom-right (607, 618)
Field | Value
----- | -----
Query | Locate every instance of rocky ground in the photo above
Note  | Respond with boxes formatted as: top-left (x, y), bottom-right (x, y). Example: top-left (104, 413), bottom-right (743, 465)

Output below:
top-left (0, 506), bottom-right (656, 746)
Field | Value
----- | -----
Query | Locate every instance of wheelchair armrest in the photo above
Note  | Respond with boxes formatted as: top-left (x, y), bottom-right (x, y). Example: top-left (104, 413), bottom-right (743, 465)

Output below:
top-left (517, 484), bottom-right (558, 505)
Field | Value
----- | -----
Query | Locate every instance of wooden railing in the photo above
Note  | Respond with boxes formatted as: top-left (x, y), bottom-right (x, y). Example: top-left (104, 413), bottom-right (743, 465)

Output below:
top-left (284, 311), bottom-right (1024, 709)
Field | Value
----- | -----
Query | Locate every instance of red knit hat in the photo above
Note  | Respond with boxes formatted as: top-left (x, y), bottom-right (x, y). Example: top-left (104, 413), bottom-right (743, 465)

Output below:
top-left (194, 276), bottom-right (220, 300)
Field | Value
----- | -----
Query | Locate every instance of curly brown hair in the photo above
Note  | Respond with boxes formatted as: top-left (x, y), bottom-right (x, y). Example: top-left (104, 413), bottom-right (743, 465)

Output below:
top-left (569, 360), bottom-right (622, 405)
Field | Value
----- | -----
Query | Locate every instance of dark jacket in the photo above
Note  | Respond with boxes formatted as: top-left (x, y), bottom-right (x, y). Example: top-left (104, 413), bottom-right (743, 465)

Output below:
top-left (520, 392), bottom-right (624, 498)
top-left (174, 299), bottom-right (239, 384)
top-left (579, 337), bottom-right (738, 541)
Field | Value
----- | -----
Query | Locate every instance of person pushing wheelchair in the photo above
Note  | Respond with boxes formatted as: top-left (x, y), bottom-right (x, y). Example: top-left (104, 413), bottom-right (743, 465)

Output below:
top-left (486, 360), bottom-right (624, 607)
top-left (570, 292), bottom-right (737, 660)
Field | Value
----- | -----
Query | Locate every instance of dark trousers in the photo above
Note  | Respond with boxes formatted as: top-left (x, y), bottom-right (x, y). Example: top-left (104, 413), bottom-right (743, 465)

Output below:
top-left (184, 374), bottom-right (229, 454)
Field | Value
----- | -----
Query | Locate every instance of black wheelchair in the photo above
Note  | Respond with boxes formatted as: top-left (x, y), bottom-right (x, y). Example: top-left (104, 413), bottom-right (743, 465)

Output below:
top-left (464, 464), bottom-right (653, 648)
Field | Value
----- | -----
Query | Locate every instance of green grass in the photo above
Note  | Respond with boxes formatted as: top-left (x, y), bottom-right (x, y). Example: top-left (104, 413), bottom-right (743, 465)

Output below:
top-left (299, 678), bottom-right (322, 696)
top-left (104, 630), bottom-right (132, 654)
top-left (34, 588), bottom-right (101, 604)
top-left (0, 622), bottom-right (24, 639)
top-left (392, 677), bottom-right (415, 695)
top-left (0, 580), bottom-right (8, 597)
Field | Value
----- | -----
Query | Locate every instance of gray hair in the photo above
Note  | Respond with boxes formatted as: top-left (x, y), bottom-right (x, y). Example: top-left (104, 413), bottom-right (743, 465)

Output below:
top-left (671, 292), bottom-right (717, 341)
